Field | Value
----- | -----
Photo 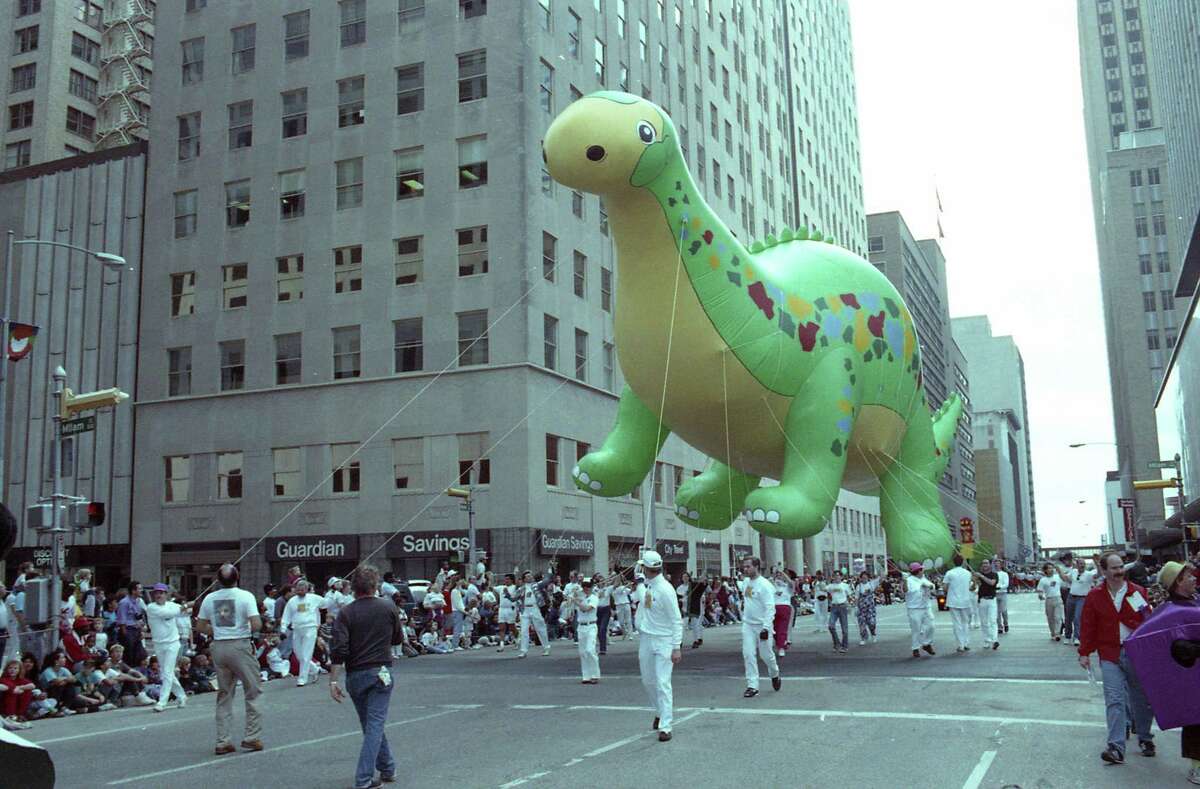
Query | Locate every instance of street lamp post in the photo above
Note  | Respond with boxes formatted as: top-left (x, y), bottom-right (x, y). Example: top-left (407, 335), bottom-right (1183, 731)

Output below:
top-left (0, 230), bottom-right (127, 496)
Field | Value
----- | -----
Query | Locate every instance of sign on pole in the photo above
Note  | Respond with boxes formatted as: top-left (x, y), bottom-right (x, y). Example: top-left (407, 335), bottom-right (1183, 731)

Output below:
top-left (1148, 459), bottom-right (1179, 470)
top-left (1117, 498), bottom-right (1135, 509)
top-left (1123, 506), bottom-right (1136, 542)
top-left (959, 517), bottom-right (975, 544)
top-left (60, 415), bottom-right (95, 436)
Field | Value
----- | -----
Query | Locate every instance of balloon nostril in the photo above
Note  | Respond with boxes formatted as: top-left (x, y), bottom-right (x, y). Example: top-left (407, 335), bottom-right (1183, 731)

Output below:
top-left (586, 145), bottom-right (606, 162)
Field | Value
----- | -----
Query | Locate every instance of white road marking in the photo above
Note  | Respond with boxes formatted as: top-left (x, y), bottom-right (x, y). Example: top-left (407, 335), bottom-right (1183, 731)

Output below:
top-left (909, 676), bottom-right (1088, 686)
top-left (33, 713), bottom-right (212, 745)
top-left (105, 709), bottom-right (460, 786)
top-left (498, 771), bottom-right (550, 788)
top-left (512, 704), bottom-right (559, 709)
top-left (962, 750), bottom-right (997, 789)
top-left (691, 706), bottom-right (1101, 728)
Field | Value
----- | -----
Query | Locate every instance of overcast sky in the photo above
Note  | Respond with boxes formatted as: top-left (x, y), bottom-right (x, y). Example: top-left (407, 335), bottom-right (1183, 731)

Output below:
top-left (848, 0), bottom-right (1120, 549)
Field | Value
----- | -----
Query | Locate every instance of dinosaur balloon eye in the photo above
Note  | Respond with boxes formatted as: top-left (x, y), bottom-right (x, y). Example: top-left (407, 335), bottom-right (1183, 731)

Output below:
top-left (636, 121), bottom-right (656, 144)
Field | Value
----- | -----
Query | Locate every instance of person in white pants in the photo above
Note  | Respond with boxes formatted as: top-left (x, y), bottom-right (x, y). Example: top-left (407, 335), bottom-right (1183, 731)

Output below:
top-left (738, 557), bottom-right (781, 698)
top-left (994, 561), bottom-right (1011, 635)
top-left (576, 579), bottom-right (601, 683)
top-left (904, 563), bottom-right (936, 657)
top-left (496, 574), bottom-right (519, 652)
top-left (517, 568), bottom-right (553, 657)
top-left (974, 559), bottom-right (1000, 650)
top-left (146, 583), bottom-right (189, 712)
top-left (281, 579), bottom-right (326, 686)
top-left (812, 572), bottom-right (829, 632)
top-left (612, 582), bottom-right (634, 639)
top-left (942, 555), bottom-right (974, 653)
top-left (636, 551), bottom-right (682, 742)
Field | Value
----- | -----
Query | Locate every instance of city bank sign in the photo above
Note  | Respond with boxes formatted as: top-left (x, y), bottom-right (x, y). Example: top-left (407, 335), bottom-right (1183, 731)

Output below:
top-left (265, 535), bottom-right (358, 562)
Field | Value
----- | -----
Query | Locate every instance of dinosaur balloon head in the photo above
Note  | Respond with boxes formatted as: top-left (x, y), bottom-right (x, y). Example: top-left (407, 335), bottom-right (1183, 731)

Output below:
top-left (543, 91), bottom-right (680, 196)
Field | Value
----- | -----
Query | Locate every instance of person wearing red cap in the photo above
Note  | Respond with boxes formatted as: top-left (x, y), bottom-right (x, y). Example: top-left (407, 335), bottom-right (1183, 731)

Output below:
top-left (147, 583), bottom-right (189, 712)
top-left (904, 563), bottom-right (936, 658)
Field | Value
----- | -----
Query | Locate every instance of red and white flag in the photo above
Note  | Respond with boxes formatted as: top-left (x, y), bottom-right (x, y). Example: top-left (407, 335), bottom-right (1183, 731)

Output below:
top-left (7, 322), bottom-right (38, 362)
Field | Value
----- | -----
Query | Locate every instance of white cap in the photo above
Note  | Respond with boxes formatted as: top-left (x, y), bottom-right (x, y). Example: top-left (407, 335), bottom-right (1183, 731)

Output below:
top-left (641, 550), bottom-right (663, 569)
top-left (327, 576), bottom-right (340, 588)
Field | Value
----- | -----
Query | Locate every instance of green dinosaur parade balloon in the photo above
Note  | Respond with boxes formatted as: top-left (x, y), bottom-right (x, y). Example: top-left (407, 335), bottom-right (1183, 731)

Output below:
top-left (543, 91), bottom-right (962, 568)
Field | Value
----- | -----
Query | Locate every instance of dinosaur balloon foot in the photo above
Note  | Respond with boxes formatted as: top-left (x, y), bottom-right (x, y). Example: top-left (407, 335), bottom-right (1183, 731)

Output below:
top-left (571, 450), bottom-right (645, 498)
top-left (739, 487), bottom-right (828, 540)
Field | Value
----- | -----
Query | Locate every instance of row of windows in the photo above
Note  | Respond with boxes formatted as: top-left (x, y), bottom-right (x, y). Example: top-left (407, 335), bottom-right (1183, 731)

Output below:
top-left (1146, 330), bottom-right (1178, 352)
top-left (1128, 167), bottom-right (1162, 187)
top-left (1136, 251), bottom-right (1171, 275)
top-left (1142, 290), bottom-right (1176, 313)
top-left (1134, 214), bottom-right (1170, 238)
top-left (161, 430), bottom-right (490, 504)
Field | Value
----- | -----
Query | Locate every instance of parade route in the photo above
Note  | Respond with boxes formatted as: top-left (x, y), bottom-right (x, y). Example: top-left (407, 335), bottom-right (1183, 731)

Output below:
top-left (23, 596), bottom-right (1179, 788)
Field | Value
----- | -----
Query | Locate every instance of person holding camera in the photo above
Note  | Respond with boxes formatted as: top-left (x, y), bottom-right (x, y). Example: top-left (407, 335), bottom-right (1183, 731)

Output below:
top-left (738, 557), bottom-right (781, 698)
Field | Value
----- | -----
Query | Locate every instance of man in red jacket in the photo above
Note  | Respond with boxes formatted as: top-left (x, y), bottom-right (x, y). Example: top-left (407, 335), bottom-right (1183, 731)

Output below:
top-left (1078, 550), bottom-right (1155, 765)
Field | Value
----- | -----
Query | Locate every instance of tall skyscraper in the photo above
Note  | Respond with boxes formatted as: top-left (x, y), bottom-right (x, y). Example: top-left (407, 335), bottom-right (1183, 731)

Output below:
top-left (1077, 0), bottom-right (1184, 540)
top-left (0, 0), bottom-right (153, 171)
top-left (865, 212), bottom-right (978, 544)
top-left (952, 316), bottom-right (1038, 559)
top-left (130, 0), bottom-right (869, 588)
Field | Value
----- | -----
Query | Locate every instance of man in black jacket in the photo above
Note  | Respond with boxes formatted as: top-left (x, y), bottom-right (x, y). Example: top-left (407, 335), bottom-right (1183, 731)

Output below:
top-left (329, 565), bottom-right (403, 789)
top-left (1123, 550), bottom-right (1150, 589)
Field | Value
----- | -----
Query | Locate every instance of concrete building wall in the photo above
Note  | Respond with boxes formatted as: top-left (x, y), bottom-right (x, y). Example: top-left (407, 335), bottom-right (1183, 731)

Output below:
top-left (0, 144), bottom-right (145, 588)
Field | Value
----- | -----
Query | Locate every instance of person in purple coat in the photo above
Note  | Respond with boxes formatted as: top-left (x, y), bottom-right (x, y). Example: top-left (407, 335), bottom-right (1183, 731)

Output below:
top-left (1147, 561), bottom-right (1200, 785)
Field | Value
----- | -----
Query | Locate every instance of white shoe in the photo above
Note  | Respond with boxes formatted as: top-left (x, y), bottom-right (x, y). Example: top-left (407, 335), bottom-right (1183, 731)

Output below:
top-left (517, 652), bottom-right (527, 658)
top-left (136, 692), bottom-right (154, 706)
top-left (859, 639), bottom-right (866, 646)
top-left (152, 704), bottom-right (166, 713)
top-left (296, 681), bottom-right (306, 687)
top-left (1186, 764), bottom-right (1200, 785)
top-left (871, 635), bottom-right (877, 643)
top-left (177, 697), bottom-right (187, 709)
top-left (542, 647), bottom-right (551, 656)
top-left (99, 703), bottom-right (117, 711)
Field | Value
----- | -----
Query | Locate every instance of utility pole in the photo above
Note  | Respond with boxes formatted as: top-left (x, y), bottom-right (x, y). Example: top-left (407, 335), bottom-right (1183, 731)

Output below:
top-left (446, 487), bottom-right (475, 573)
top-left (48, 366), bottom-right (66, 652)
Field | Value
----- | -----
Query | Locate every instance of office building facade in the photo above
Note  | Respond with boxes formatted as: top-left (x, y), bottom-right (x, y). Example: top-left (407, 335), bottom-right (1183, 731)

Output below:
top-left (131, 0), bottom-right (870, 591)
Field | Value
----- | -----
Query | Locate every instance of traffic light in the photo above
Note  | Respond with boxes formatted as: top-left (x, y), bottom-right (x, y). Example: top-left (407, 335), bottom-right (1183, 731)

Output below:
top-left (60, 387), bottom-right (129, 420)
top-left (1185, 524), bottom-right (1200, 541)
top-left (445, 487), bottom-right (471, 499)
top-left (1132, 478), bottom-right (1181, 490)
top-left (69, 501), bottom-right (105, 528)
top-left (27, 503), bottom-right (53, 530)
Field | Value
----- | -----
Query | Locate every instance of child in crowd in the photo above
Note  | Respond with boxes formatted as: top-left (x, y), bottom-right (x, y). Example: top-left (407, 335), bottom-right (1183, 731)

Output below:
top-left (420, 622), bottom-right (453, 654)
top-left (1, 659), bottom-right (37, 726)
top-left (187, 653), bottom-right (217, 694)
top-left (74, 659), bottom-right (109, 712)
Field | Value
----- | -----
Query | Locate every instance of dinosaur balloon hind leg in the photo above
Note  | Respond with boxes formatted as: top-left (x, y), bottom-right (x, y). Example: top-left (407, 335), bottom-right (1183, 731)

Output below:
top-left (744, 350), bottom-right (854, 539)
top-left (572, 384), bottom-right (670, 497)
top-left (876, 400), bottom-right (957, 568)
top-left (674, 460), bottom-right (760, 530)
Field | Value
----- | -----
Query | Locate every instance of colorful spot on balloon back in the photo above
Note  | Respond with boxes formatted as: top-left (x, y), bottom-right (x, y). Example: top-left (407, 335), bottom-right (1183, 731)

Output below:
top-left (836, 399), bottom-right (852, 414)
top-left (867, 311), bottom-right (886, 339)
top-left (787, 295), bottom-right (813, 320)
top-left (798, 321), bottom-right (820, 352)
top-left (747, 281), bottom-right (775, 319)
top-left (690, 217), bottom-right (702, 232)
top-left (853, 311), bottom-right (870, 353)
top-left (708, 254), bottom-right (721, 270)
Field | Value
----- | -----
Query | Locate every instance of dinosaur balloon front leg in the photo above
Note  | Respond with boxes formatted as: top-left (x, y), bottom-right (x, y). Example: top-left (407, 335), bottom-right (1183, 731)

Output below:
top-left (674, 460), bottom-right (760, 530)
top-left (572, 384), bottom-right (668, 497)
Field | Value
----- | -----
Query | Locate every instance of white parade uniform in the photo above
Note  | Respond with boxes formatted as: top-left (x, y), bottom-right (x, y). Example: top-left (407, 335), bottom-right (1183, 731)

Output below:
top-left (612, 585), bottom-right (634, 638)
top-left (636, 574), bottom-right (683, 732)
top-left (905, 574), bottom-right (935, 651)
top-left (281, 592), bottom-right (326, 685)
top-left (995, 570), bottom-right (1010, 631)
top-left (518, 580), bottom-right (550, 656)
top-left (560, 581), bottom-right (582, 625)
top-left (739, 575), bottom-right (779, 691)
top-left (942, 566), bottom-right (973, 649)
top-left (813, 581), bottom-right (829, 629)
top-left (146, 601), bottom-right (187, 709)
top-left (576, 592), bottom-right (600, 681)
top-left (498, 585), bottom-right (518, 624)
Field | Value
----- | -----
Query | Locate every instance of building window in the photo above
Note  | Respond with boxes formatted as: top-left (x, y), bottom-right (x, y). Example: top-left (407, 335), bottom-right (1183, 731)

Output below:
top-left (11, 64), bottom-right (36, 93)
top-left (272, 448), bottom-right (301, 497)
top-left (336, 158), bottom-right (364, 209)
top-left (461, 0), bottom-right (487, 19)
top-left (220, 339), bottom-right (245, 391)
top-left (74, 1), bottom-right (102, 29)
top-left (5, 141), bottom-right (31, 170)
top-left (17, 0), bottom-right (41, 16)
top-left (603, 342), bottom-right (614, 390)
top-left (457, 433), bottom-right (491, 485)
top-left (542, 231), bottom-right (557, 281)
top-left (600, 266), bottom-right (612, 312)
top-left (231, 24), bottom-right (255, 74)
top-left (334, 245), bottom-right (363, 293)
top-left (167, 347), bottom-right (192, 396)
top-left (457, 226), bottom-right (488, 276)
top-left (284, 10), bottom-right (309, 60)
top-left (574, 329), bottom-right (588, 381)
top-left (546, 434), bottom-right (560, 486)
top-left (1142, 291), bottom-right (1156, 312)
top-left (177, 112), bottom-right (200, 160)
top-left (228, 100), bottom-right (252, 149)
top-left (1134, 217), bottom-right (1148, 237)
top-left (1161, 289), bottom-right (1175, 311)
top-left (393, 318), bottom-right (423, 371)
top-left (13, 26), bottom-right (38, 55)
top-left (276, 255), bottom-right (303, 302)
top-left (458, 135), bottom-right (487, 188)
top-left (181, 38), bottom-right (204, 84)
top-left (170, 272), bottom-right (195, 317)
top-left (1138, 254), bottom-right (1152, 275)
top-left (281, 88), bottom-right (307, 138)
top-left (333, 326), bottom-right (361, 379)
top-left (568, 10), bottom-right (581, 57)
top-left (275, 333), bottom-right (302, 384)
top-left (1129, 169), bottom-right (1143, 187)
top-left (393, 438), bottom-right (423, 490)
top-left (539, 59), bottom-right (554, 114)
top-left (543, 314), bottom-right (558, 370)
top-left (599, 200), bottom-right (608, 235)
top-left (338, 76), bottom-right (365, 128)
top-left (224, 180), bottom-right (250, 227)
top-left (217, 452), bottom-right (243, 499)
top-left (573, 251), bottom-right (587, 298)
top-left (1147, 331), bottom-right (1160, 351)
top-left (395, 147), bottom-right (424, 198)
top-left (8, 101), bottom-right (33, 131)
top-left (1148, 167), bottom-right (1160, 185)
top-left (332, 444), bottom-right (361, 493)
top-left (399, 0), bottom-right (426, 32)
top-left (394, 236), bottom-right (422, 285)
top-left (457, 310), bottom-right (489, 366)
top-left (340, 0), bottom-right (366, 47)
top-left (572, 190), bottom-right (584, 218)
top-left (66, 107), bottom-right (96, 141)
top-left (594, 38), bottom-right (606, 82)
top-left (396, 63), bottom-right (423, 114)
top-left (457, 50), bottom-right (487, 102)
top-left (174, 191), bottom-right (197, 238)
top-left (541, 168), bottom-right (554, 195)
top-left (71, 33), bottom-right (99, 65)
top-left (1152, 214), bottom-right (1167, 236)
top-left (67, 70), bottom-right (96, 103)
top-left (164, 456), bottom-right (190, 503)
top-left (278, 169), bottom-right (304, 219)
top-left (218, 263), bottom-right (247, 310)
top-left (1157, 251), bottom-right (1171, 273)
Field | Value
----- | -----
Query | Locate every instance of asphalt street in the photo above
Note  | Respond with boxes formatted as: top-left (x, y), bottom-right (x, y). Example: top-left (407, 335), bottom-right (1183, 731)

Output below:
top-left (17, 594), bottom-right (1186, 789)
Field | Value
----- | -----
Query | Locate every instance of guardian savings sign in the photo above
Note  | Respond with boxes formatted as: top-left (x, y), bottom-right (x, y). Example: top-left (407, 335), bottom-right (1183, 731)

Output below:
top-left (265, 535), bottom-right (358, 562)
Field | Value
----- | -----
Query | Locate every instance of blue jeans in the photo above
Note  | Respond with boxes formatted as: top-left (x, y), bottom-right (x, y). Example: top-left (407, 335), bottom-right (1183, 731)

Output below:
top-left (597, 606), bottom-right (611, 653)
top-left (828, 603), bottom-right (849, 649)
top-left (346, 667), bottom-right (396, 788)
top-left (1098, 649), bottom-right (1154, 755)
top-left (1066, 595), bottom-right (1085, 640)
